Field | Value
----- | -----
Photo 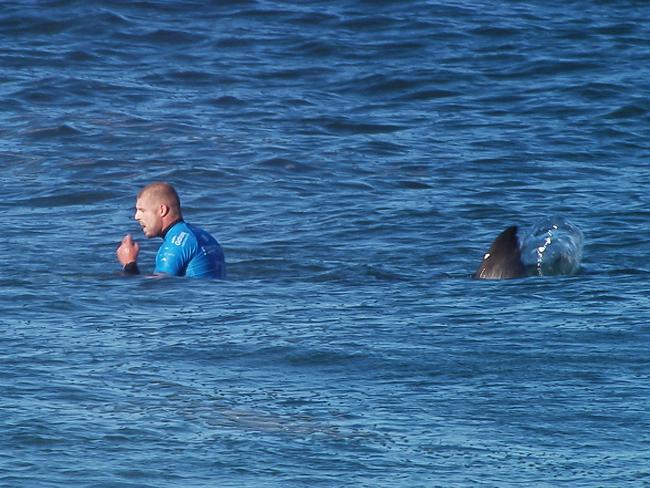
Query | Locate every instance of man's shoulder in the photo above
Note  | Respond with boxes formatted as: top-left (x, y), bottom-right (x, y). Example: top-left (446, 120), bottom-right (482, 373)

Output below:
top-left (185, 222), bottom-right (219, 243)
top-left (165, 221), bottom-right (199, 248)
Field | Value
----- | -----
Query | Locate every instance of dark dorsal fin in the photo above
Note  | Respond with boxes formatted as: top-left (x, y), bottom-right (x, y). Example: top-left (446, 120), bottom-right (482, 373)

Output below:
top-left (473, 226), bottom-right (526, 280)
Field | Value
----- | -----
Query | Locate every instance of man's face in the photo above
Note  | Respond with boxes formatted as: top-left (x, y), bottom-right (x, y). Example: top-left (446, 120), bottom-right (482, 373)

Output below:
top-left (134, 193), bottom-right (163, 238)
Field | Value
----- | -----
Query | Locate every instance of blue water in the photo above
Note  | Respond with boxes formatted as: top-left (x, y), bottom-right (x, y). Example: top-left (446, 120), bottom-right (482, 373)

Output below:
top-left (2, 1), bottom-right (650, 486)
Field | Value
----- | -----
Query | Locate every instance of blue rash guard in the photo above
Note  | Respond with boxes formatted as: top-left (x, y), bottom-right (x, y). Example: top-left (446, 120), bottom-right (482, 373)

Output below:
top-left (155, 220), bottom-right (226, 279)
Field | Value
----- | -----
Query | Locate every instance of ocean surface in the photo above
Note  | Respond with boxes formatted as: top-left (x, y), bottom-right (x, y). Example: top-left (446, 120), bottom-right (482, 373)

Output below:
top-left (2, 1), bottom-right (650, 486)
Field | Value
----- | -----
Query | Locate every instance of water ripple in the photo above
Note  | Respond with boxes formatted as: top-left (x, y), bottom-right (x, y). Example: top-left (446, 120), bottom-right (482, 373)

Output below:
top-left (3, 1), bottom-right (650, 486)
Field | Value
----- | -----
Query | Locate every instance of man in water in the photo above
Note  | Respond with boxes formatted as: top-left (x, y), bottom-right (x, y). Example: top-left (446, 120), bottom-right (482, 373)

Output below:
top-left (116, 182), bottom-right (226, 278)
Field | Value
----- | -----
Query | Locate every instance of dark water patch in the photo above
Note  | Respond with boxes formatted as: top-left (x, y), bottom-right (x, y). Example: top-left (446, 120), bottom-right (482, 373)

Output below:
top-left (339, 13), bottom-right (402, 32)
top-left (0, 52), bottom-right (67, 70)
top-left (595, 22), bottom-right (640, 36)
top-left (361, 140), bottom-right (409, 155)
top-left (359, 265), bottom-right (408, 282)
top-left (357, 75), bottom-right (430, 98)
top-left (566, 81), bottom-right (622, 101)
top-left (291, 39), bottom-right (341, 57)
top-left (145, 28), bottom-right (207, 45)
top-left (213, 35), bottom-right (259, 49)
top-left (320, 116), bottom-right (405, 135)
top-left (472, 26), bottom-right (523, 38)
top-left (284, 348), bottom-right (372, 368)
top-left (396, 88), bottom-right (459, 102)
top-left (0, 15), bottom-right (72, 36)
top-left (257, 66), bottom-right (333, 82)
top-left (165, 69), bottom-right (222, 85)
top-left (395, 180), bottom-right (431, 190)
top-left (24, 124), bottom-right (84, 139)
top-left (605, 103), bottom-right (648, 119)
top-left (487, 58), bottom-right (605, 81)
top-left (64, 49), bottom-right (101, 63)
top-left (257, 157), bottom-right (317, 173)
top-left (235, 6), bottom-right (298, 21)
top-left (13, 76), bottom-right (145, 105)
top-left (18, 190), bottom-right (115, 208)
top-left (208, 95), bottom-right (246, 107)
top-left (113, 28), bottom-right (208, 50)
top-left (3, 1), bottom-right (650, 485)
top-left (138, 70), bottom-right (225, 87)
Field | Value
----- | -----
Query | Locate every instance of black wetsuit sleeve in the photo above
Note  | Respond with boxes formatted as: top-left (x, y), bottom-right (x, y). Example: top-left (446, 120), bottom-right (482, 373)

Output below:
top-left (122, 262), bottom-right (140, 275)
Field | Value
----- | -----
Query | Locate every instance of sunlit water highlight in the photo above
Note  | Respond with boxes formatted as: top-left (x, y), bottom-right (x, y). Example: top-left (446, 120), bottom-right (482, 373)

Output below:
top-left (2, 1), bottom-right (650, 486)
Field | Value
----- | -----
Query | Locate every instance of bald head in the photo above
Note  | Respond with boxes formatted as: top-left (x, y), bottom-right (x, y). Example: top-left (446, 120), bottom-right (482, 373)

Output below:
top-left (134, 182), bottom-right (183, 238)
top-left (138, 182), bottom-right (181, 213)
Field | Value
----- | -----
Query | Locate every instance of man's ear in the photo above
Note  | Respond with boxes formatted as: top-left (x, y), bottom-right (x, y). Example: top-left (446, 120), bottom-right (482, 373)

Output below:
top-left (159, 204), bottom-right (170, 217)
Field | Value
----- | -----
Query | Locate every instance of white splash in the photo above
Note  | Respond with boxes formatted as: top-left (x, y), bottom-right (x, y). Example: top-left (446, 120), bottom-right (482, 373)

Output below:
top-left (520, 216), bottom-right (583, 276)
top-left (535, 224), bottom-right (558, 276)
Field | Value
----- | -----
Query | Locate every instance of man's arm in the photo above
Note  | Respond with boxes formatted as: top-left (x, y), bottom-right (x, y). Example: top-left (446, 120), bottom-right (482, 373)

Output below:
top-left (154, 233), bottom-right (195, 277)
top-left (116, 234), bottom-right (140, 275)
top-left (154, 244), bottom-right (185, 276)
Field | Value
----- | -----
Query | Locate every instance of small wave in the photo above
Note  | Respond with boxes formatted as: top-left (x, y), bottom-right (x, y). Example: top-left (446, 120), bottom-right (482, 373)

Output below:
top-left (168, 69), bottom-right (217, 82)
top-left (569, 81), bottom-right (621, 101)
top-left (20, 190), bottom-right (115, 208)
top-left (322, 116), bottom-right (405, 135)
top-left (257, 157), bottom-right (317, 173)
top-left (488, 58), bottom-right (604, 80)
top-left (0, 15), bottom-right (71, 36)
top-left (396, 88), bottom-right (459, 102)
top-left (119, 28), bottom-right (207, 45)
top-left (471, 26), bottom-right (522, 38)
top-left (396, 180), bottom-right (432, 190)
top-left (362, 75), bottom-right (429, 97)
top-left (339, 14), bottom-right (398, 31)
top-left (259, 66), bottom-right (333, 82)
top-left (214, 36), bottom-right (258, 48)
top-left (208, 95), bottom-right (246, 107)
top-left (64, 50), bottom-right (100, 62)
top-left (140, 69), bottom-right (224, 87)
top-left (362, 140), bottom-right (409, 155)
top-left (285, 348), bottom-right (371, 367)
top-left (291, 39), bottom-right (340, 57)
top-left (595, 22), bottom-right (639, 36)
top-left (606, 104), bottom-right (647, 119)
top-left (24, 124), bottom-right (83, 139)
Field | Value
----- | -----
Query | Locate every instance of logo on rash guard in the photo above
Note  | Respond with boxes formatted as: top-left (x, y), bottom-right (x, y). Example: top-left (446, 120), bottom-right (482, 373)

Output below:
top-left (172, 232), bottom-right (188, 246)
